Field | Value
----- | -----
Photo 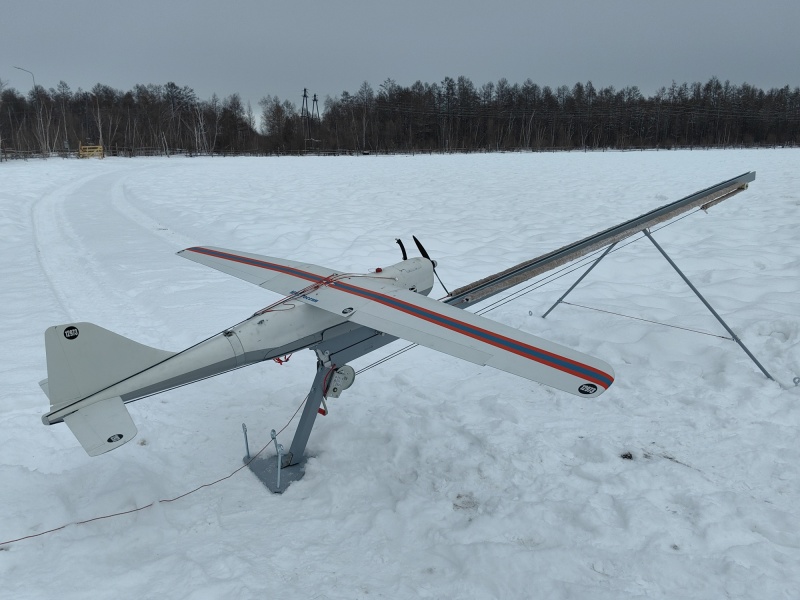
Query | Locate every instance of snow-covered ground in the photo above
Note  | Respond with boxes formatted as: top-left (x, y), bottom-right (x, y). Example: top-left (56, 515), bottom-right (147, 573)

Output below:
top-left (1, 149), bottom-right (798, 599)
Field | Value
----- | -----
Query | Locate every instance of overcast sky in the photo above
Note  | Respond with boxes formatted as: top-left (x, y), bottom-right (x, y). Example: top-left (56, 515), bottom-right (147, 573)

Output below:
top-left (2, 0), bottom-right (799, 110)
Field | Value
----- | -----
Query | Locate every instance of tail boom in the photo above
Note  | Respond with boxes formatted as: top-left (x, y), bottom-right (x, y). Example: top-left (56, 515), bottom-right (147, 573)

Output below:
top-left (41, 305), bottom-right (348, 455)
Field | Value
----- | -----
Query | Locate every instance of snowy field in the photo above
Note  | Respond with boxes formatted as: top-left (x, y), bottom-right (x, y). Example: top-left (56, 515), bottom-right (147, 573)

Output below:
top-left (1, 149), bottom-right (799, 599)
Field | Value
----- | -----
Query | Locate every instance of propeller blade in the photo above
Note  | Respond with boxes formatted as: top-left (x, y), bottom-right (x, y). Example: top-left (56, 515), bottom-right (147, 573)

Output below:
top-left (396, 238), bottom-right (408, 261)
top-left (412, 236), bottom-right (431, 262)
top-left (412, 236), bottom-right (449, 295)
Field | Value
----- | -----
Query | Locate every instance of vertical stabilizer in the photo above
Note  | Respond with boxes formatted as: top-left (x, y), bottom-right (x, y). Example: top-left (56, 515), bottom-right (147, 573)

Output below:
top-left (44, 322), bottom-right (174, 409)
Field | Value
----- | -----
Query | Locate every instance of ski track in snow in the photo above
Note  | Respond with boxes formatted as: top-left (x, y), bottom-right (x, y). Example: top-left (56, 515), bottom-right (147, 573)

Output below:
top-left (1, 151), bottom-right (800, 599)
top-left (33, 170), bottom-right (139, 323)
top-left (29, 172), bottom-right (104, 322)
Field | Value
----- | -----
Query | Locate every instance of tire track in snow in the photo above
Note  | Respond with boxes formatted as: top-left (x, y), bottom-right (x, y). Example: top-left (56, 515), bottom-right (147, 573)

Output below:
top-left (30, 171), bottom-right (118, 323)
top-left (108, 169), bottom-right (285, 334)
top-left (109, 175), bottom-right (196, 250)
top-left (31, 168), bottom-right (174, 340)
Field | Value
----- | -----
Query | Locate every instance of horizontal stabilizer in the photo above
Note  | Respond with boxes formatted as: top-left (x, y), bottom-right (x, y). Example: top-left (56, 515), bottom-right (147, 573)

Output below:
top-left (63, 396), bottom-right (137, 456)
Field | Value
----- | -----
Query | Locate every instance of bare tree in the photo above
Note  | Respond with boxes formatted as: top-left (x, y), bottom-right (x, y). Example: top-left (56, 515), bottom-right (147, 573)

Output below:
top-left (0, 77), bottom-right (6, 157)
top-left (356, 81), bottom-right (374, 150)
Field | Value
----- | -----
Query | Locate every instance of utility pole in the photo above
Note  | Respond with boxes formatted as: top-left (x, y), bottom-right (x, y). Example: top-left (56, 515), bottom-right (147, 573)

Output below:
top-left (301, 89), bottom-right (321, 152)
top-left (301, 88), bottom-right (310, 152)
top-left (14, 66), bottom-right (45, 155)
top-left (312, 93), bottom-right (320, 150)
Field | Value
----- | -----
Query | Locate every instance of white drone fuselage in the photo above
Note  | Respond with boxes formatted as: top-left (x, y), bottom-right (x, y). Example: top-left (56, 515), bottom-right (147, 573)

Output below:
top-left (41, 249), bottom-right (614, 457)
top-left (40, 258), bottom-right (437, 455)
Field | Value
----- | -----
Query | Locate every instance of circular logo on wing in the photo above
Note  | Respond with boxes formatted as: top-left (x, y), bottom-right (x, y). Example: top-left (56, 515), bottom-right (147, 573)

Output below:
top-left (63, 326), bottom-right (80, 340)
top-left (107, 434), bottom-right (124, 443)
top-left (341, 307), bottom-right (354, 315)
top-left (578, 383), bottom-right (598, 395)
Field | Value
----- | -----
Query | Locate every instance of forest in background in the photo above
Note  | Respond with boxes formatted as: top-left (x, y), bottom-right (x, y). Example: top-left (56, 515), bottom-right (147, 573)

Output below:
top-left (1, 75), bottom-right (799, 158)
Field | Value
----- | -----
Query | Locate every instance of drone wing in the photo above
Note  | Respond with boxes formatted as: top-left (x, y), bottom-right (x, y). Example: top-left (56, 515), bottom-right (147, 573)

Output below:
top-left (322, 276), bottom-right (614, 397)
top-left (177, 246), bottom-right (339, 295)
top-left (178, 246), bottom-right (614, 397)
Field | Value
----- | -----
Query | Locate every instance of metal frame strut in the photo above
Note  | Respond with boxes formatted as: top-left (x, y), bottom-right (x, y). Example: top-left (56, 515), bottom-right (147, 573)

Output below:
top-left (542, 229), bottom-right (772, 381)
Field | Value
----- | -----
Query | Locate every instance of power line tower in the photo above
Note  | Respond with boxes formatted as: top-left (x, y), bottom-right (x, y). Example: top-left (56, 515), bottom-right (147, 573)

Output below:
top-left (301, 88), bottom-right (321, 152)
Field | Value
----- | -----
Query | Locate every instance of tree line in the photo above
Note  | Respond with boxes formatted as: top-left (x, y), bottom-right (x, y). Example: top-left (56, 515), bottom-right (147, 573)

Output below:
top-left (1, 75), bottom-right (798, 158)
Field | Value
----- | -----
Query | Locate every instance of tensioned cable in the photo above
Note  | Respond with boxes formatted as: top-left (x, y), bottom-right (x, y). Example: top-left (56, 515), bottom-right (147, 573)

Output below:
top-left (356, 207), bottom-right (709, 375)
top-left (354, 244), bottom-right (618, 376)
top-left (354, 253), bottom-right (609, 377)
top-left (354, 246), bottom-right (617, 376)
top-left (561, 301), bottom-right (732, 339)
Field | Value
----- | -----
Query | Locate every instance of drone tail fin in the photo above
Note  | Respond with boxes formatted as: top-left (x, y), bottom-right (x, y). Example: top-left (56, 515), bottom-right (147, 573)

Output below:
top-left (40, 323), bottom-right (175, 455)
top-left (41, 322), bottom-right (174, 410)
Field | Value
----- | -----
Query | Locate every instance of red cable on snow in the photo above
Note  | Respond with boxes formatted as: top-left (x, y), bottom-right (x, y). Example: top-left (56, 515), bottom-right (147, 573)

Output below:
top-left (0, 393), bottom-right (309, 548)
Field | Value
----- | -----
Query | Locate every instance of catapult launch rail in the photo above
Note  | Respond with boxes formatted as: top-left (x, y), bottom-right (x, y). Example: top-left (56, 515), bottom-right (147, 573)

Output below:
top-left (445, 171), bottom-right (756, 309)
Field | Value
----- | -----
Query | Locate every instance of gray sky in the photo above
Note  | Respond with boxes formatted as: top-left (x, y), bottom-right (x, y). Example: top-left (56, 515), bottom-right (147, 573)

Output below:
top-left (2, 0), bottom-right (799, 111)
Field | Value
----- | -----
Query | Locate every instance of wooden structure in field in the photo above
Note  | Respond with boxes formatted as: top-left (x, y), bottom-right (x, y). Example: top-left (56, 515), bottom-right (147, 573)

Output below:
top-left (78, 143), bottom-right (104, 158)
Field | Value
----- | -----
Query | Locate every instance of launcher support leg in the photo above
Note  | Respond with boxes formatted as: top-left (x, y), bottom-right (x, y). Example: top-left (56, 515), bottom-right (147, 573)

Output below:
top-left (244, 360), bottom-right (329, 493)
top-left (542, 242), bottom-right (617, 318)
top-left (284, 359), bottom-right (328, 467)
top-left (245, 326), bottom-right (398, 493)
top-left (643, 229), bottom-right (773, 380)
